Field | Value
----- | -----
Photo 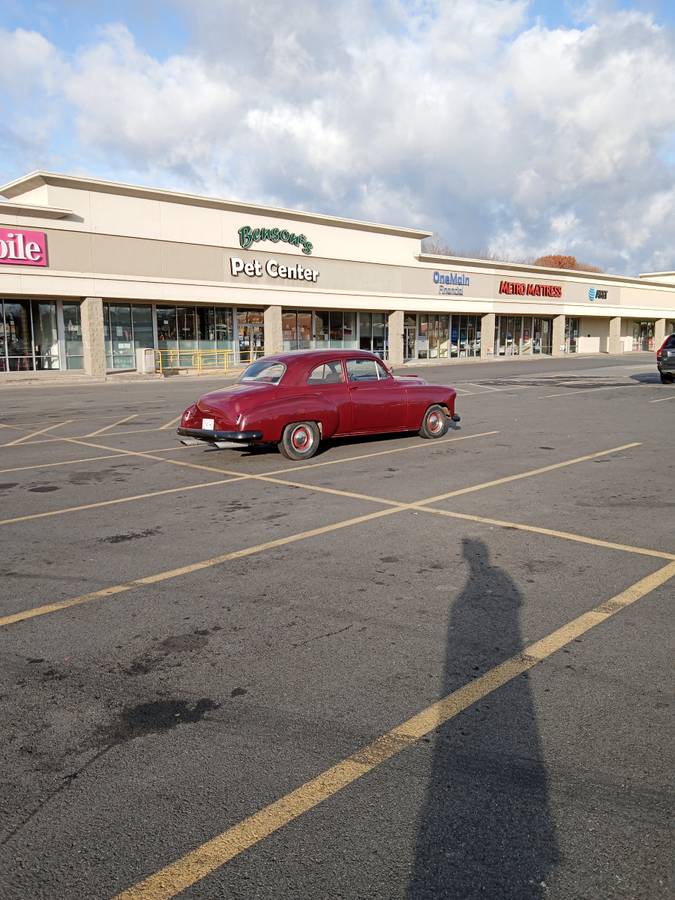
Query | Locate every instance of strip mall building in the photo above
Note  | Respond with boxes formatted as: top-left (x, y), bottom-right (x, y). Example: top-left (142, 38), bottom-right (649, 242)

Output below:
top-left (0, 171), bottom-right (674, 376)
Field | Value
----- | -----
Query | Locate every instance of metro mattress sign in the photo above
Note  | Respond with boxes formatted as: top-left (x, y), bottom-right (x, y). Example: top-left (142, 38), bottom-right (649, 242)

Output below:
top-left (238, 225), bottom-right (313, 255)
top-left (0, 227), bottom-right (48, 267)
top-left (499, 280), bottom-right (562, 298)
top-left (230, 256), bottom-right (319, 282)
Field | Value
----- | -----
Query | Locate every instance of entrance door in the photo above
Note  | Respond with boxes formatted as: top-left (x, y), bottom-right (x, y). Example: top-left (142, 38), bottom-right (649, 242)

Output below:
top-left (238, 324), bottom-right (264, 363)
top-left (404, 325), bottom-right (416, 361)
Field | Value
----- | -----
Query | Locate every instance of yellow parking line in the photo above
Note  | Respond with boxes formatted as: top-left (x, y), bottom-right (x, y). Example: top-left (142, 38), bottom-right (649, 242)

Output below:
top-left (266, 431), bottom-right (500, 476)
top-left (416, 507), bottom-right (675, 561)
top-left (419, 442), bottom-right (641, 505)
top-left (113, 559), bottom-right (675, 900)
top-left (2, 420), bottom-right (74, 447)
top-left (0, 445), bottom-right (191, 475)
top-left (66, 430), bottom-right (499, 480)
top-left (85, 414), bottom-right (139, 437)
top-left (541, 384), bottom-right (634, 399)
top-left (0, 476), bottom-right (246, 528)
top-left (160, 414), bottom-right (183, 430)
top-left (649, 393), bottom-right (675, 403)
top-left (0, 441), bottom-right (644, 623)
top-left (0, 508), bottom-right (400, 628)
top-left (0, 432), bottom-right (496, 529)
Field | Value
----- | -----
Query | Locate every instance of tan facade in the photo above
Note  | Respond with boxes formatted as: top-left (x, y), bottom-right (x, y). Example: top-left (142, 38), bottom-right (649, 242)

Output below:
top-left (1, 171), bottom-right (674, 375)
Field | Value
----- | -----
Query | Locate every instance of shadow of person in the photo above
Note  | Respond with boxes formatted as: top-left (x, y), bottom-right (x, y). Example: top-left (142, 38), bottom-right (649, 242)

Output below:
top-left (407, 538), bottom-right (559, 899)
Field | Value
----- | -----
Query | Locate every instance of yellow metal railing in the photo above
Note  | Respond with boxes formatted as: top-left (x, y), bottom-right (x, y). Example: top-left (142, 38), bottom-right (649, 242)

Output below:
top-left (154, 348), bottom-right (264, 374)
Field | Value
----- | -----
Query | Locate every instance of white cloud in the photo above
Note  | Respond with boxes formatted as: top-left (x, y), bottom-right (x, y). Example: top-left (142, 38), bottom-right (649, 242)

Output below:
top-left (0, 1), bottom-right (674, 273)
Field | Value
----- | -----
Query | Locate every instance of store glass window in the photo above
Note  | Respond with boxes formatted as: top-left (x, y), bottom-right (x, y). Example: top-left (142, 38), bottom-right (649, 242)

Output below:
top-left (314, 311), bottom-right (329, 348)
top-left (237, 308), bottom-right (265, 362)
top-left (34, 302), bottom-right (60, 369)
top-left (565, 317), bottom-right (579, 353)
top-left (105, 303), bottom-right (154, 370)
top-left (63, 302), bottom-right (83, 369)
top-left (156, 306), bottom-right (177, 349)
top-left (282, 311), bottom-right (298, 350)
top-left (632, 321), bottom-right (654, 351)
top-left (0, 299), bottom-right (59, 372)
top-left (214, 308), bottom-right (233, 348)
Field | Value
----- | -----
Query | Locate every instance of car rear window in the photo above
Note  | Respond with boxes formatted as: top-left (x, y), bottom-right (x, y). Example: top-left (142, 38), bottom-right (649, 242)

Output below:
top-left (239, 361), bottom-right (286, 384)
top-left (307, 361), bottom-right (345, 384)
top-left (664, 335), bottom-right (675, 349)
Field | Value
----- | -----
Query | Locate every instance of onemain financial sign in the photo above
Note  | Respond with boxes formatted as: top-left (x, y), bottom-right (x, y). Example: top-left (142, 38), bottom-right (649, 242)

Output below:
top-left (433, 271), bottom-right (470, 296)
top-left (230, 257), bottom-right (319, 282)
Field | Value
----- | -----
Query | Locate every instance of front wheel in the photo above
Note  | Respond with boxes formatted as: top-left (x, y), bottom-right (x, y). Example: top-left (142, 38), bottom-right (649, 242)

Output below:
top-left (278, 421), bottom-right (320, 460)
top-left (419, 405), bottom-right (449, 439)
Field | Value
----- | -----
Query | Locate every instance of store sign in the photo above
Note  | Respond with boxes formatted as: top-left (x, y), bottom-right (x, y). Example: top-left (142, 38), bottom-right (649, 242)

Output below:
top-left (588, 287), bottom-right (608, 301)
top-left (0, 227), bottom-right (48, 267)
top-left (229, 256), bottom-right (319, 282)
top-left (499, 280), bottom-right (562, 298)
top-left (238, 225), bottom-right (313, 256)
top-left (433, 270), bottom-right (470, 296)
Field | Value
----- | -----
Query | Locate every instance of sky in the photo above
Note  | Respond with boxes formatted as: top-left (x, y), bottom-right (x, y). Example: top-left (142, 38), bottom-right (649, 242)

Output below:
top-left (1, 0), bottom-right (674, 275)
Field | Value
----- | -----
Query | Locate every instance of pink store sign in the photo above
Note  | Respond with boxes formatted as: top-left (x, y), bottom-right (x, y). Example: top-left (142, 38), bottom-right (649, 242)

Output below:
top-left (0, 227), bottom-right (48, 267)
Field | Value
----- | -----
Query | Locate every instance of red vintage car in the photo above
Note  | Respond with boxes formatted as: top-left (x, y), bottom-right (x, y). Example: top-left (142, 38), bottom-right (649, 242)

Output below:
top-left (177, 349), bottom-right (460, 460)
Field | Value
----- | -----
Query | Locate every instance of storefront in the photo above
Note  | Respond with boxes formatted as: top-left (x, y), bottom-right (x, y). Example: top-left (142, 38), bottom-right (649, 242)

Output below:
top-left (282, 310), bottom-right (387, 356)
top-left (495, 315), bottom-right (552, 356)
top-left (0, 172), bottom-right (673, 378)
top-left (0, 298), bottom-right (83, 372)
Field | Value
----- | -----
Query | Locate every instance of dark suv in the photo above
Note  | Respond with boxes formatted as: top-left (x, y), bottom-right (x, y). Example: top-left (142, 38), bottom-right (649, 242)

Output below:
top-left (656, 333), bottom-right (675, 383)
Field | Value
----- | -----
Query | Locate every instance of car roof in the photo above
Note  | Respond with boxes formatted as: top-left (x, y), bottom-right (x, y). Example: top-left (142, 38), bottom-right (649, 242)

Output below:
top-left (263, 349), bottom-right (382, 366)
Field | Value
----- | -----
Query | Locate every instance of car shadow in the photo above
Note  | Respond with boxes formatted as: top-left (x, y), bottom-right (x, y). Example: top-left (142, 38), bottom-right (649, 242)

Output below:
top-left (201, 424), bottom-right (462, 461)
top-left (407, 538), bottom-right (559, 899)
top-left (629, 372), bottom-right (663, 384)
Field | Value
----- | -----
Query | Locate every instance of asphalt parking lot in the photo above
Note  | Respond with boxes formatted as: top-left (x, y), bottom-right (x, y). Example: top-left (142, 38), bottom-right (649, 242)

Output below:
top-left (0, 352), bottom-right (673, 900)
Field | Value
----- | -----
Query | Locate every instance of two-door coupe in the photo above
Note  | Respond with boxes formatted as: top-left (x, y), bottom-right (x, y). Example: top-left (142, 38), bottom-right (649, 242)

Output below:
top-left (177, 349), bottom-right (460, 460)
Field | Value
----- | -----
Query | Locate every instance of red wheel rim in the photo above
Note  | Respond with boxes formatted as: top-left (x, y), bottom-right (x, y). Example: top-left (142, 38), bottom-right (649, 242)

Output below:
top-left (291, 426), bottom-right (312, 451)
top-left (428, 412), bottom-right (443, 434)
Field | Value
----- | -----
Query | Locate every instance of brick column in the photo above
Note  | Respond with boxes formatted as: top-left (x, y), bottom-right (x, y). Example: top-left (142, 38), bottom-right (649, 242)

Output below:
top-left (264, 305), bottom-right (283, 356)
top-left (81, 297), bottom-right (106, 376)
top-left (552, 314), bottom-right (566, 357)
top-left (608, 316), bottom-right (622, 354)
top-left (480, 313), bottom-right (495, 357)
top-left (387, 310), bottom-right (404, 366)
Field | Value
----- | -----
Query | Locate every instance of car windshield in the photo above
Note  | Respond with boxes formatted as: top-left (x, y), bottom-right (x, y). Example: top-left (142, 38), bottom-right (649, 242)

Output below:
top-left (239, 360), bottom-right (286, 384)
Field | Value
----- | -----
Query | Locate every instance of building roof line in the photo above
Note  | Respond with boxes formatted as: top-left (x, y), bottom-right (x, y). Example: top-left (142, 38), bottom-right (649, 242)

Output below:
top-left (0, 171), bottom-right (432, 240)
top-left (417, 253), bottom-right (675, 287)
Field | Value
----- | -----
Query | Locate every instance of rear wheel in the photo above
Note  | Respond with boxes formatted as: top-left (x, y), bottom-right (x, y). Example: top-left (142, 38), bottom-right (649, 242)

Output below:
top-left (278, 421), bottom-right (320, 460)
top-left (659, 372), bottom-right (673, 383)
top-left (419, 404), bottom-right (449, 439)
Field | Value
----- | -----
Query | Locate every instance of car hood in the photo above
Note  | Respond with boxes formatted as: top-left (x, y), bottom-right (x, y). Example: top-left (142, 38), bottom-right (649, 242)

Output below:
top-left (393, 375), bottom-right (428, 385)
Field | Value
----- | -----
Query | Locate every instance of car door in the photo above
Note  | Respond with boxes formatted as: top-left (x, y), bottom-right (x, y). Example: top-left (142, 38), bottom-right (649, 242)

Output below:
top-left (306, 360), bottom-right (352, 434)
top-left (345, 357), bottom-right (407, 433)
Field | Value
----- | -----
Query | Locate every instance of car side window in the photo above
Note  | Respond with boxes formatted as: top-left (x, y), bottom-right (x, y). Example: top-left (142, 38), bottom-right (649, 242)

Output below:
top-left (346, 359), bottom-right (380, 381)
top-left (307, 361), bottom-right (345, 385)
top-left (375, 360), bottom-right (392, 379)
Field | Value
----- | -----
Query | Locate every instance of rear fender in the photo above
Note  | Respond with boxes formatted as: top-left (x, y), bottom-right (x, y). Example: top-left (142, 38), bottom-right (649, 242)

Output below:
top-left (240, 395), bottom-right (340, 442)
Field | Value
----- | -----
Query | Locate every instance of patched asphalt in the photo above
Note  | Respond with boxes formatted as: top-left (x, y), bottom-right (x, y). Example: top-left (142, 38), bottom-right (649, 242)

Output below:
top-left (0, 352), bottom-right (672, 900)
